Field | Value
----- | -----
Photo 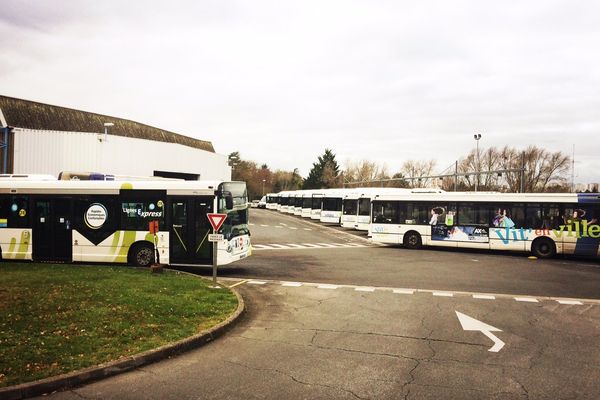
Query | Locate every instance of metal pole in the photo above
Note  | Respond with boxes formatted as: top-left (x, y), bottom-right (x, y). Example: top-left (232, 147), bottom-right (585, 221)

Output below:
top-left (212, 227), bottom-right (218, 285)
top-left (571, 144), bottom-right (575, 193)
top-left (2, 127), bottom-right (8, 174)
top-left (454, 160), bottom-right (458, 192)
top-left (520, 152), bottom-right (525, 193)
top-left (475, 137), bottom-right (479, 192)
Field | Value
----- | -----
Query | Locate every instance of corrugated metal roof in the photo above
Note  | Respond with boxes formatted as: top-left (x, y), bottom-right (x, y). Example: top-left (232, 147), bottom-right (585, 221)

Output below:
top-left (0, 95), bottom-right (215, 153)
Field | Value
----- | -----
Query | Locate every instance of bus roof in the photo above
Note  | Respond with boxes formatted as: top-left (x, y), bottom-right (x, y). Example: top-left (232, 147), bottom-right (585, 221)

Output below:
top-left (0, 179), bottom-right (240, 196)
top-left (372, 191), bottom-right (600, 204)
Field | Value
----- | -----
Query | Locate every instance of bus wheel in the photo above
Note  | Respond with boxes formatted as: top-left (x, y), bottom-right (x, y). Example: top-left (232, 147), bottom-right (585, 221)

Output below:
top-left (403, 231), bottom-right (422, 249)
top-left (130, 243), bottom-right (155, 267)
top-left (531, 238), bottom-right (556, 259)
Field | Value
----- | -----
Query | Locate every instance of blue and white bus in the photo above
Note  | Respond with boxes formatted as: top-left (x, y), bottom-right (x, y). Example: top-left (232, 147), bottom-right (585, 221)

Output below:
top-left (370, 191), bottom-right (600, 258)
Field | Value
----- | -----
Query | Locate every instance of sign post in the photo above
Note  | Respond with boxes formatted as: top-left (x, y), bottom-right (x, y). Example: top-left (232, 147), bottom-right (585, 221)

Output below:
top-left (207, 213), bottom-right (227, 286)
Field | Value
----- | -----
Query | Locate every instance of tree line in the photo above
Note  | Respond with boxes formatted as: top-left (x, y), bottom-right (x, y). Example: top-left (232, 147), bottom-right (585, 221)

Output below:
top-left (230, 145), bottom-right (576, 200)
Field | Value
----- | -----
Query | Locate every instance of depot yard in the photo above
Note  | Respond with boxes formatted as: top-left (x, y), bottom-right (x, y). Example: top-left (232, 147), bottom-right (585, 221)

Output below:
top-left (0, 263), bottom-right (237, 387)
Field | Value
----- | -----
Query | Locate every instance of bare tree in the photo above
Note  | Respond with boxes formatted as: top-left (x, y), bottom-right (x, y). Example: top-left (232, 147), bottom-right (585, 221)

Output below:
top-left (498, 145), bottom-right (570, 192)
top-left (343, 160), bottom-right (393, 187)
top-left (457, 148), bottom-right (503, 191)
top-left (400, 159), bottom-right (437, 188)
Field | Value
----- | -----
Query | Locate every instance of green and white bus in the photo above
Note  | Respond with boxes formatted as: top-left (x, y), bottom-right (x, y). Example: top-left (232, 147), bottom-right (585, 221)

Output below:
top-left (0, 179), bottom-right (251, 267)
top-left (370, 191), bottom-right (600, 258)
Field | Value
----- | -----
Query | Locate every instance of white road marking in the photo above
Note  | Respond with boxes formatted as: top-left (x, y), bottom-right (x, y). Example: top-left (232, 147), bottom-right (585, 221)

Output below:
top-left (274, 226), bottom-right (283, 229)
top-left (252, 244), bottom-right (275, 249)
top-left (286, 244), bottom-right (306, 248)
top-left (456, 311), bottom-right (505, 353)
top-left (515, 297), bottom-right (539, 303)
top-left (316, 243), bottom-right (338, 248)
top-left (301, 243), bottom-right (321, 247)
top-left (268, 244), bottom-right (289, 248)
top-left (289, 227), bottom-right (298, 230)
top-left (318, 284), bottom-right (338, 290)
top-left (393, 289), bottom-right (415, 294)
top-left (473, 294), bottom-right (496, 300)
top-left (260, 224), bottom-right (269, 227)
top-left (303, 228), bottom-right (312, 231)
top-left (556, 300), bottom-right (583, 305)
top-left (355, 287), bottom-right (375, 292)
top-left (218, 277), bottom-right (599, 305)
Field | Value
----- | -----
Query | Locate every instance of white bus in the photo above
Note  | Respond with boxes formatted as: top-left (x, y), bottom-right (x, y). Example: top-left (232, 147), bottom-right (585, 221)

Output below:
top-left (345, 188), bottom-right (446, 231)
top-left (293, 191), bottom-right (305, 216)
top-left (266, 193), bottom-right (279, 210)
top-left (310, 192), bottom-right (324, 220)
top-left (300, 190), bottom-right (315, 218)
top-left (370, 191), bottom-right (600, 258)
top-left (283, 192), bottom-right (296, 214)
top-left (277, 191), bottom-right (292, 212)
top-left (0, 179), bottom-right (251, 267)
top-left (320, 189), bottom-right (356, 224)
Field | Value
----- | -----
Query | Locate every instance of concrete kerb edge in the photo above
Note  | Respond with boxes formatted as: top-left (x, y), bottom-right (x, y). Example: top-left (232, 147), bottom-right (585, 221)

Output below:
top-left (0, 272), bottom-right (245, 400)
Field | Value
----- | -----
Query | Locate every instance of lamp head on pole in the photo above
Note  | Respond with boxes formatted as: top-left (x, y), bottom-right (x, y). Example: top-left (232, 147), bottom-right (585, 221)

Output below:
top-left (474, 133), bottom-right (481, 140)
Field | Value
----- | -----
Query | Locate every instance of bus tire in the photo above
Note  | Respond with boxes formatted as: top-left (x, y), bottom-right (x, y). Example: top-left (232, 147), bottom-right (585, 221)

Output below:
top-left (403, 231), bottom-right (422, 249)
top-left (531, 238), bottom-right (556, 259)
top-left (129, 242), bottom-right (155, 267)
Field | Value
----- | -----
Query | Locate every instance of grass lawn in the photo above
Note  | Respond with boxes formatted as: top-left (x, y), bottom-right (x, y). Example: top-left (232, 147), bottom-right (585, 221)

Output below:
top-left (0, 263), bottom-right (238, 388)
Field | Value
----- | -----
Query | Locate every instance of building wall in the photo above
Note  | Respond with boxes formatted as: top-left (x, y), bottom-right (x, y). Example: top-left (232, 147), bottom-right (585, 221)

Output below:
top-left (12, 128), bottom-right (231, 180)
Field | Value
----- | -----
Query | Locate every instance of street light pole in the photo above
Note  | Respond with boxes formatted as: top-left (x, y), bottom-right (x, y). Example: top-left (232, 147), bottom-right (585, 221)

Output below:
top-left (473, 133), bottom-right (482, 192)
top-left (103, 122), bottom-right (114, 142)
top-left (262, 179), bottom-right (266, 196)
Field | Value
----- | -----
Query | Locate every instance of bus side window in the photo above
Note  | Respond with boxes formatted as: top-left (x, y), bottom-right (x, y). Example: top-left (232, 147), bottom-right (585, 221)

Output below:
top-left (397, 202), bottom-right (407, 224)
top-left (457, 203), bottom-right (476, 225)
top-left (476, 204), bottom-right (491, 225)
top-left (525, 204), bottom-right (543, 228)
top-left (372, 202), bottom-right (384, 223)
top-left (542, 204), bottom-right (561, 230)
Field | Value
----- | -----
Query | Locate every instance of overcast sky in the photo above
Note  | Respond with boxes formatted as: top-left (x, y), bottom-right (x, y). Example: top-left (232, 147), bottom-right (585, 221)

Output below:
top-left (1, 0), bottom-right (599, 182)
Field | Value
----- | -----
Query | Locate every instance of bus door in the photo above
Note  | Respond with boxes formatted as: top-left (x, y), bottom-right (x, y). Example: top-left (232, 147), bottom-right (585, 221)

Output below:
top-left (170, 197), bottom-right (214, 265)
top-left (33, 198), bottom-right (72, 262)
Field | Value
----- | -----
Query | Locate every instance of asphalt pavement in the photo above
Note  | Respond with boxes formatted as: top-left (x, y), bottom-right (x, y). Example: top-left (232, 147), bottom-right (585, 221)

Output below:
top-left (40, 281), bottom-right (600, 399)
top-left (35, 208), bottom-right (600, 399)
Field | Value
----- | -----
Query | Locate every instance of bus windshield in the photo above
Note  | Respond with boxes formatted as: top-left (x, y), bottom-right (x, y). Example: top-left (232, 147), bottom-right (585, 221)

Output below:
top-left (218, 182), bottom-right (249, 239)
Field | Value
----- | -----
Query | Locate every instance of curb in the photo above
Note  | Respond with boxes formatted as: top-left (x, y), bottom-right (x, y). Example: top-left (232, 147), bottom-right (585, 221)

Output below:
top-left (0, 279), bottom-right (245, 400)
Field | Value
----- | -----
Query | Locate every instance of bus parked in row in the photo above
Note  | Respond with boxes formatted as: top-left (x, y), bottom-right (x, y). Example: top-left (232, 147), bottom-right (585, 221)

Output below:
top-left (341, 188), bottom-right (442, 230)
top-left (370, 191), bottom-right (600, 258)
top-left (263, 187), bottom-right (600, 258)
top-left (0, 179), bottom-right (251, 267)
top-left (266, 193), bottom-right (279, 210)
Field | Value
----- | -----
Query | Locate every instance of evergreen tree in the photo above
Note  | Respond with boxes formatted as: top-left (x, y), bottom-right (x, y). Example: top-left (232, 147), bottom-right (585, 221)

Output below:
top-left (303, 149), bottom-right (341, 189)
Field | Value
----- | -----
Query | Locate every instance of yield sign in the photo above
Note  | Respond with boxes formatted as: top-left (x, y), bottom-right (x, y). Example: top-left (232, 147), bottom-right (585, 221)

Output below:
top-left (207, 213), bottom-right (227, 232)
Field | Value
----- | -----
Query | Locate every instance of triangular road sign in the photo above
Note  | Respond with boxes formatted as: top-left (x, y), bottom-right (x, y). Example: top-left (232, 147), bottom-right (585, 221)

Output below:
top-left (207, 213), bottom-right (227, 232)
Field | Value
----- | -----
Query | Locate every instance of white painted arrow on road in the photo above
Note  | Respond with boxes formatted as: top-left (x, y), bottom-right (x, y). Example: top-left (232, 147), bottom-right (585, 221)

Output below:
top-left (455, 311), bottom-right (505, 353)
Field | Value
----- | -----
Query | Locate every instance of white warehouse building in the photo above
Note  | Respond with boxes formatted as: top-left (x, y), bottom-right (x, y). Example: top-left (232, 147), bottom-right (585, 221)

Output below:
top-left (0, 95), bottom-right (231, 180)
